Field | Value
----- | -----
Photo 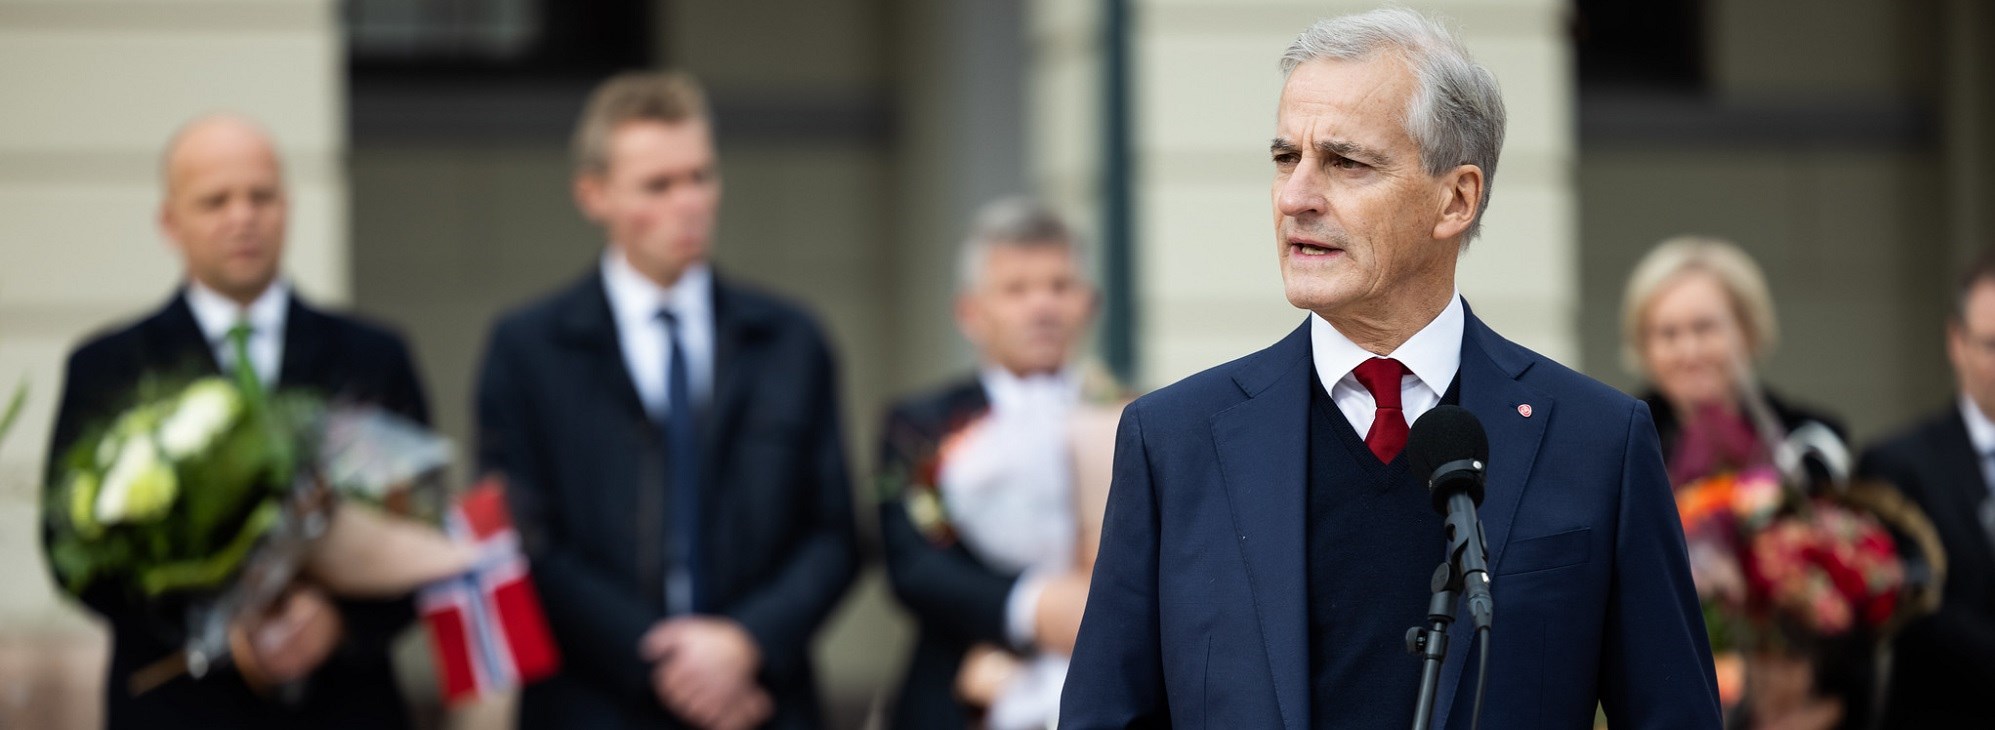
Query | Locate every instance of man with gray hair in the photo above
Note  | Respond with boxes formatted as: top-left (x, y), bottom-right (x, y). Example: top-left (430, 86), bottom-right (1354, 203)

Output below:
top-left (877, 198), bottom-right (1109, 729)
top-left (1062, 8), bottom-right (1719, 728)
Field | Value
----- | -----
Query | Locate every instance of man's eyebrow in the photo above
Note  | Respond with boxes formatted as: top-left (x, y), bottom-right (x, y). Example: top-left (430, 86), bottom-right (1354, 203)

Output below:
top-left (1318, 139), bottom-right (1390, 165)
top-left (1267, 137), bottom-right (1393, 166)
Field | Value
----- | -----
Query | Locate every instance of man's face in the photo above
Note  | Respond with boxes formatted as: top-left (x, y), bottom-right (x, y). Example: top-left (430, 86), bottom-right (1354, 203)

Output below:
top-left (957, 243), bottom-right (1096, 376)
top-left (1271, 56), bottom-right (1469, 320)
top-left (577, 118), bottom-right (721, 286)
top-left (1950, 279), bottom-right (1995, 420)
top-left (159, 122), bottom-right (287, 302)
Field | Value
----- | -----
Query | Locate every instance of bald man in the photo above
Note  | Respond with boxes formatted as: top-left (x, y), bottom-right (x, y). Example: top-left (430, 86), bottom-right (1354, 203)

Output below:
top-left (44, 115), bottom-right (428, 729)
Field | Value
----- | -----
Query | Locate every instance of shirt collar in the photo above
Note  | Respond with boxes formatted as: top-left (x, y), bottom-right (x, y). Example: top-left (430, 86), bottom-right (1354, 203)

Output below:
top-left (184, 278), bottom-right (289, 344)
top-left (601, 248), bottom-right (711, 328)
top-left (979, 363), bottom-right (1081, 413)
top-left (1960, 394), bottom-right (1995, 457)
top-left (1310, 292), bottom-right (1464, 394)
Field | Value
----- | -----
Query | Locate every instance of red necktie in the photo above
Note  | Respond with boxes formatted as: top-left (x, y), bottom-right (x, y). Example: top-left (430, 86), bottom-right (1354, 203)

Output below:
top-left (1352, 357), bottom-right (1409, 463)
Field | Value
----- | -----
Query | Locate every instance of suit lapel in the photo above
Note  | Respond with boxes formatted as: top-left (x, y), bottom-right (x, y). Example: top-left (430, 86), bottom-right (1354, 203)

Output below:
top-left (703, 275), bottom-right (777, 475)
top-left (1212, 321), bottom-right (1313, 730)
top-left (556, 270), bottom-right (652, 426)
top-left (1935, 412), bottom-right (1995, 565)
top-left (141, 290), bottom-right (223, 377)
top-left (278, 295), bottom-right (329, 391)
top-left (1433, 307), bottom-right (1550, 729)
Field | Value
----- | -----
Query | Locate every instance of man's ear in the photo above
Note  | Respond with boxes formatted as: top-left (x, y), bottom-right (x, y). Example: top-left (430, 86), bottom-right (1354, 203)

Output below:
top-left (157, 199), bottom-right (191, 257)
top-left (1432, 164), bottom-right (1484, 241)
top-left (573, 172), bottom-right (606, 223)
top-left (954, 292), bottom-right (984, 346)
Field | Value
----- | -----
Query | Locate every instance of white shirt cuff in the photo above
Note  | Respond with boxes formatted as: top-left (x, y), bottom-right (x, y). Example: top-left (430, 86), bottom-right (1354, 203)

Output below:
top-left (1004, 569), bottom-right (1054, 651)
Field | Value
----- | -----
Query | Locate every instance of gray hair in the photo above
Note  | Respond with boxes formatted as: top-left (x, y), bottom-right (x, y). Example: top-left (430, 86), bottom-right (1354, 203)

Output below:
top-left (955, 198), bottom-right (1088, 292)
top-left (1280, 8), bottom-right (1506, 241)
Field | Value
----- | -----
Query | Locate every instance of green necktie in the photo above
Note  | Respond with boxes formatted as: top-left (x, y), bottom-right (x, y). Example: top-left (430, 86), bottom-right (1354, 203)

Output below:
top-left (226, 323), bottom-right (261, 394)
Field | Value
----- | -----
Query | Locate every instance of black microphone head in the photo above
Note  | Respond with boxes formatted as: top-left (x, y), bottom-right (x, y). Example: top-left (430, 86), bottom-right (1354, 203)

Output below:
top-left (1407, 405), bottom-right (1489, 511)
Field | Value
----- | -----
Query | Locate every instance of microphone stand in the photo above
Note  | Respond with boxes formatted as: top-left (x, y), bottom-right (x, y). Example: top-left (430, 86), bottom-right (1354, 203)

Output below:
top-left (1407, 561), bottom-right (1461, 730)
top-left (1408, 458), bottom-right (1494, 730)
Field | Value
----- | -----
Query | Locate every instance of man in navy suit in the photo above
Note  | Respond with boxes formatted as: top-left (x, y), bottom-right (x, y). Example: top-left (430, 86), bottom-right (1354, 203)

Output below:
top-left (1060, 9), bottom-right (1720, 729)
top-left (1859, 250), bottom-right (1995, 728)
top-left (45, 115), bottom-right (427, 729)
top-left (476, 71), bottom-right (857, 729)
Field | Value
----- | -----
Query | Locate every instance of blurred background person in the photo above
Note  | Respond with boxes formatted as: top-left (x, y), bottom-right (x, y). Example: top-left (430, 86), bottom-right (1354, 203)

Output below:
top-left (42, 114), bottom-right (429, 729)
top-left (1621, 235), bottom-right (1863, 729)
top-left (1621, 236), bottom-right (1844, 488)
top-left (475, 70), bottom-right (857, 730)
top-left (1858, 248), bottom-right (1995, 729)
top-left (876, 198), bottom-right (1120, 729)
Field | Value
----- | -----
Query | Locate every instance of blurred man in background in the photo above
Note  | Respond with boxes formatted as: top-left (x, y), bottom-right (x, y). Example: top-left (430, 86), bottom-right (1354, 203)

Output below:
top-left (877, 199), bottom-right (1110, 729)
top-left (44, 113), bottom-right (428, 729)
top-left (475, 71), bottom-right (857, 730)
top-left (1859, 249), bottom-right (1995, 728)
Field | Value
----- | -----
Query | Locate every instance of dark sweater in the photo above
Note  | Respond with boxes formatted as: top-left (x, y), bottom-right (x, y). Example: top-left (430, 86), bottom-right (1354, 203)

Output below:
top-left (1306, 370), bottom-right (1457, 728)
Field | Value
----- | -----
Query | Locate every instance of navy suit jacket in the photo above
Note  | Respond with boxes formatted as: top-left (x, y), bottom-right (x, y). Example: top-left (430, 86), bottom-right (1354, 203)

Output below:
top-left (45, 289), bottom-right (427, 730)
top-left (1857, 408), bottom-right (1995, 728)
top-left (476, 267), bottom-right (857, 729)
top-left (1061, 307), bottom-right (1720, 729)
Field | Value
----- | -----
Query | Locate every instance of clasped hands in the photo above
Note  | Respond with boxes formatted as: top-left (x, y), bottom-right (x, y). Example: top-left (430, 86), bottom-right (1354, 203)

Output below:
top-left (956, 571), bottom-right (1091, 706)
top-left (642, 616), bottom-right (771, 730)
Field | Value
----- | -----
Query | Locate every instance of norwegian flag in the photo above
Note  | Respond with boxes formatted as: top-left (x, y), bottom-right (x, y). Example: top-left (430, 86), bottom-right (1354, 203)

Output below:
top-left (418, 478), bottom-right (561, 704)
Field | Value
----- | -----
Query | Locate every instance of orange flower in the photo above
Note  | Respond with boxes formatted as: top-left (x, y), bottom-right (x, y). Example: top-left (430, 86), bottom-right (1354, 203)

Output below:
top-left (1676, 473), bottom-right (1737, 531)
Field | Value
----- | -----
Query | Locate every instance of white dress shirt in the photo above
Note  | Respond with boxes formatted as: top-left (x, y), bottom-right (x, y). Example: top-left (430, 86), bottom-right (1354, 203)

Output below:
top-left (938, 365), bottom-right (1082, 730)
top-left (1309, 293), bottom-right (1465, 436)
top-left (938, 366), bottom-right (1085, 644)
top-left (600, 250), bottom-right (716, 420)
top-left (185, 279), bottom-right (289, 389)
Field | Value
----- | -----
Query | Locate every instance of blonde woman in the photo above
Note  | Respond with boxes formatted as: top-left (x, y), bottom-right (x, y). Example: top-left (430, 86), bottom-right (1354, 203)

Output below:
top-left (1622, 236), bottom-right (1856, 729)
top-left (1621, 236), bottom-right (1844, 488)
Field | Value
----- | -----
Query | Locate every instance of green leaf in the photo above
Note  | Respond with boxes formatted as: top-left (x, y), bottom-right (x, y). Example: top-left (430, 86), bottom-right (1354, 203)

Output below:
top-left (0, 380), bottom-right (26, 448)
top-left (139, 500), bottom-right (279, 595)
top-left (173, 410), bottom-right (283, 553)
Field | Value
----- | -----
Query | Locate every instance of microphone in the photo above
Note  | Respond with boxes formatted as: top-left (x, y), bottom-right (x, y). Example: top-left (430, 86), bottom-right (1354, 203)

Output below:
top-left (1407, 405), bottom-right (1493, 631)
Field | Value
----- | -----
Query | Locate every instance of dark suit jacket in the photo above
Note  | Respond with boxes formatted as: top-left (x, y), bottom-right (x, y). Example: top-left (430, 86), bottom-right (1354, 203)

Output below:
top-left (876, 377), bottom-right (1010, 728)
top-left (1061, 307), bottom-right (1721, 729)
top-left (1857, 407), bottom-right (1995, 728)
top-left (44, 288), bottom-right (429, 730)
top-left (477, 267), bottom-right (857, 729)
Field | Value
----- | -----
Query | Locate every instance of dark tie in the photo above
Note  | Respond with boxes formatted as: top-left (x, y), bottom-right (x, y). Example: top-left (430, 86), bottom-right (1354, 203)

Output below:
top-left (659, 309), bottom-right (704, 614)
top-left (1352, 357), bottom-right (1409, 463)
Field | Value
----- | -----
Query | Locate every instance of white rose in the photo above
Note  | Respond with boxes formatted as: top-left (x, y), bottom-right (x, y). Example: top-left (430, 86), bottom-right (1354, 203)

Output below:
top-left (95, 437), bottom-right (178, 525)
top-left (97, 403), bottom-right (162, 469)
top-left (94, 433), bottom-right (122, 471)
top-left (158, 379), bottom-right (241, 460)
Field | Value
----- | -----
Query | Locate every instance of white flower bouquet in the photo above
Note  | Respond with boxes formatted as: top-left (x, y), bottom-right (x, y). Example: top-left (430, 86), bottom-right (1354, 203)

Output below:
top-left (45, 375), bottom-right (477, 686)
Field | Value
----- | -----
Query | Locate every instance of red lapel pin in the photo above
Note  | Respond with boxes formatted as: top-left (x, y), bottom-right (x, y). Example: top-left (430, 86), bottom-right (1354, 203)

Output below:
top-left (1517, 403), bottom-right (1533, 418)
